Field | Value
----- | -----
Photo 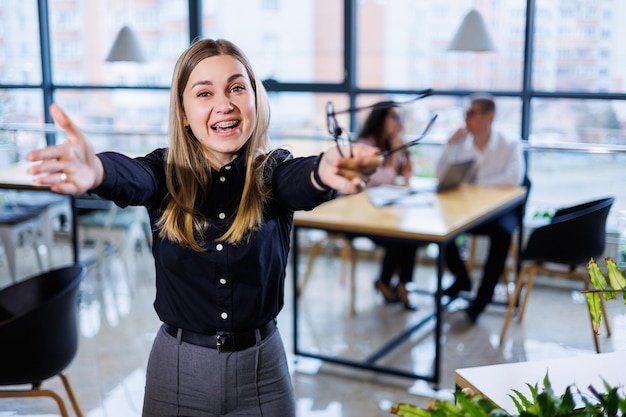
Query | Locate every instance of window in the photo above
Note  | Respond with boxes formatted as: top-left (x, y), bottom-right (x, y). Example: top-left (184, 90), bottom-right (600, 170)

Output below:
top-left (0, 0), bottom-right (41, 85)
top-left (48, 0), bottom-right (188, 87)
top-left (202, 0), bottom-right (344, 83)
top-left (356, 1), bottom-right (527, 91)
top-left (533, 0), bottom-right (626, 94)
top-left (2, 0), bottom-right (626, 217)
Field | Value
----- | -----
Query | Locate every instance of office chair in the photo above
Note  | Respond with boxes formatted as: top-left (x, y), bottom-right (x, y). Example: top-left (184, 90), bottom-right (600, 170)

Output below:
top-left (0, 264), bottom-right (87, 417)
top-left (499, 197), bottom-right (615, 353)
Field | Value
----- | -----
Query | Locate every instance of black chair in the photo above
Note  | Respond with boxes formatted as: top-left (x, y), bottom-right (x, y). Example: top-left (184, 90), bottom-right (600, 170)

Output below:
top-left (499, 197), bottom-right (615, 353)
top-left (0, 264), bottom-right (87, 417)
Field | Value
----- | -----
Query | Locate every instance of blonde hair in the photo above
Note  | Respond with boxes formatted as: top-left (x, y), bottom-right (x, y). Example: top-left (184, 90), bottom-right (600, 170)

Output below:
top-left (157, 38), bottom-right (272, 251)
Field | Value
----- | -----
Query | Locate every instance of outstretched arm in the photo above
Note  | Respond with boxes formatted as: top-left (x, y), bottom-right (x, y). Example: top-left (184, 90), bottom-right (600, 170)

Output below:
top-left (313, 143), bottom-right (382, 194)
top-left (26, 104), bottom-right (105, 195)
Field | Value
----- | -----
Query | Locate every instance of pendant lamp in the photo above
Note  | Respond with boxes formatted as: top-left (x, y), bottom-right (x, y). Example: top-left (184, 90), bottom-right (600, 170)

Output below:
top-left (448, 9), bottom-right (497, 52)
top-left (105, 25), bottom-right (147, 63)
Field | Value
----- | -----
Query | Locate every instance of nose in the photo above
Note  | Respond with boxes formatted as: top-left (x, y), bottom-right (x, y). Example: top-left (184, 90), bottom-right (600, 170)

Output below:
top-left (215, 94), bottom-right (234, 113)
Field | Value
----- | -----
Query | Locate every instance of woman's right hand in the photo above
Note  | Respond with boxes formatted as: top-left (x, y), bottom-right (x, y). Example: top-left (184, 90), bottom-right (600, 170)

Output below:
top-left (27, 103), bottom-right (105, 195)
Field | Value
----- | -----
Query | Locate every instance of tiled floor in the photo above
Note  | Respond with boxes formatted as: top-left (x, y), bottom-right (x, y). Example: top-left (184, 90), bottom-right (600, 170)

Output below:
top-left (1, 232), bottom-right (625, 417)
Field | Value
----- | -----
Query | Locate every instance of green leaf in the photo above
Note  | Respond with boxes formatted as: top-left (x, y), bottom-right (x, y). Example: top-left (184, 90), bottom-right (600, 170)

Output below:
top-left (585, 292), bottom-right (603, 334)
top-left (556, 386), bottom-right (577, 414)
top-left (511, 387), bottom-right (534, 410)
top-left (588, 258), bottom-right (608, 290)
top-left (605, 257), bottom-right (626, 290)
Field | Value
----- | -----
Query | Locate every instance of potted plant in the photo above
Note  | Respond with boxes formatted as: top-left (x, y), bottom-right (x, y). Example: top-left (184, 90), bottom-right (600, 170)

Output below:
top-left (390, 373), bottom-right (626, 416)
top-left (389, 257), bottom-right (626, 417)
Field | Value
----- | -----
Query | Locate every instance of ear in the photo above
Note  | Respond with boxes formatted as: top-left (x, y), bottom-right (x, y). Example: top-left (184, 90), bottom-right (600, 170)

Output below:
top-left (181, 111), bottom-right (188, 127)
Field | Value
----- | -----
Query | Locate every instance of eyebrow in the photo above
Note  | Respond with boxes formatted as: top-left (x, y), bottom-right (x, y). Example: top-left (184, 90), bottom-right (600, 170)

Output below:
top-left (190, 73), bottom-right (247, 90)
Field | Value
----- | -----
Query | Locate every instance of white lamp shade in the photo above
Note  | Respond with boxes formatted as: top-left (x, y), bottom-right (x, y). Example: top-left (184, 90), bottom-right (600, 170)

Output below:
top-left (106, 25), bottom-right (147, 63)
top-left (448, 9), bottom-right (497, 52)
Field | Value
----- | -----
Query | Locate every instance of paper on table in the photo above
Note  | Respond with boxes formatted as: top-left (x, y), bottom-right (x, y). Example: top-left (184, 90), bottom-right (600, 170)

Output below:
top-left (366, 184), bottom-right (435, 208)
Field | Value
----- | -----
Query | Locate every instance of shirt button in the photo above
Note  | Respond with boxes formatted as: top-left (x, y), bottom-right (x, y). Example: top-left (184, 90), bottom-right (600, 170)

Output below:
top-left (219, 176), bottom-right (226, 182)
top-left (224, 165), bottom-right (232, 170)
top-left (219, 278), bottom-right (227, 285)
top-left (218, 212), bottom-right (226, 220)
top-left (221, 312), bottom-right (228, 320)
top-left (216, 244), bottom-right (223, 251)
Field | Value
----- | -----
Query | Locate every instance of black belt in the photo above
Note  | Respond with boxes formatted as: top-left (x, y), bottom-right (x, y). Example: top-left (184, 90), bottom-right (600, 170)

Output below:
top-left (162, 320), bottom-right (276, 353)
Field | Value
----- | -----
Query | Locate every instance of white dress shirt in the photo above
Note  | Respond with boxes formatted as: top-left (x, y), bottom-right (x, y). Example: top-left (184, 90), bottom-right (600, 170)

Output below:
top-left (435, 131), bottom-right (524, 186)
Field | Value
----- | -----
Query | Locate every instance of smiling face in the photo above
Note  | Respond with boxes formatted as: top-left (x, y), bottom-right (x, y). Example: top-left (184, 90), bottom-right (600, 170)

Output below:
top-left (182, 54), bottom-right (257, 167)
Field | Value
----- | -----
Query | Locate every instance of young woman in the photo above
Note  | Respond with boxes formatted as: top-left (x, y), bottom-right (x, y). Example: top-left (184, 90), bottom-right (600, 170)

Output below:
top-left (357, 101), bottom-right (419, 310)
top-left (27, 38), bottom-right (380, 417)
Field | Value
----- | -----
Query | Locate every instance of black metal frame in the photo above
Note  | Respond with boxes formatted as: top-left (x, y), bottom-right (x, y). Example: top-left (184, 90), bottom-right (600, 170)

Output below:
top-left (3, 0), bottom-right (624, 149)
top-left (290, 192), bottom-right (526, 386)
top-left (291, 227), bottom-right (450, 383)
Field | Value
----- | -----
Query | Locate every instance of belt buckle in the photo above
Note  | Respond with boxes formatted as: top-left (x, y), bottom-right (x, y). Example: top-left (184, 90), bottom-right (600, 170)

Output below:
top-left (216, 335), bottom-right (224, 353)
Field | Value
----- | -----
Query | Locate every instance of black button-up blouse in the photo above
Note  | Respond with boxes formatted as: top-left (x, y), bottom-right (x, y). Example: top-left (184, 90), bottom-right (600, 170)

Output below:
top-left (91, 148), bottom-right (335, 333)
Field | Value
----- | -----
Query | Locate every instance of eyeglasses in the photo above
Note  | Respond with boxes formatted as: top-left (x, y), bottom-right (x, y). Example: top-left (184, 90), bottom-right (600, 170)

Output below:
top-left (326, 89), bottom-right (434, 158)
top-left (379, 114), bottom-right (438, 157)
top-left (326, 101), bottom-right (353, 158)
top-left (465, 109), bottom-right (487, 118)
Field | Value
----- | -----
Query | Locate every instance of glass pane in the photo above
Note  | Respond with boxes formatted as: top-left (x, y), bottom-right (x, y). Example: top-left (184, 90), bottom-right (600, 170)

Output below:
top-left (0, 89), bottom-right (44, 125)
top-left (356, 1), bottom-right (526, 91)
top-left (0, 89), bottom-right (46, 163)
top-left (528, 151), bottom-right (626, 222)
top-left (533, 1), bottom-right (626, 93)
top-left (269, 93), bottom-right (349, 156)
top-left (49, 0), bottom-right (188, 86)
top-left (202, 0), bottom-right (344, 83)
top-left (54, 90), bottom-right (169, 153)
top-left (530, 98), bottom-right (625, 146)
top-left (0, 1), bottom-right (42, 85)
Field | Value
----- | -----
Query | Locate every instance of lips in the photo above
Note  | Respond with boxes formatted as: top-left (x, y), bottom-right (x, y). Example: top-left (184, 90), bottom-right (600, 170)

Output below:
top-left (211, 120), bottom-right (240, 131)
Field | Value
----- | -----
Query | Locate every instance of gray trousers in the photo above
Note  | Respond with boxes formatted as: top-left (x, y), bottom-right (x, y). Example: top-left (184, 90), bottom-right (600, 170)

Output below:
top-left (142, 324), bottom-right (295, 417)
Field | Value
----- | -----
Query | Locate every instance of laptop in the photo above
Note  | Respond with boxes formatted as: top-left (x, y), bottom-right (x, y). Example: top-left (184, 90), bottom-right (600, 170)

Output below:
top-left (436, 159), bottom-right (475, 192)
top-left (410, 159), bottom-right (475, 193)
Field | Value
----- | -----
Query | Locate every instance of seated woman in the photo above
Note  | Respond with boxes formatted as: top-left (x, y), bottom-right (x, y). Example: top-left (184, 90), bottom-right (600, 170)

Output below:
top-left (356, 101), bottom-right (419, 310)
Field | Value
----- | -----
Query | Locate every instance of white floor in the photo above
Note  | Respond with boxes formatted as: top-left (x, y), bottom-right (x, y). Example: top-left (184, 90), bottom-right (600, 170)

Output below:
top-left (0, 234), bottom-right (624, 417)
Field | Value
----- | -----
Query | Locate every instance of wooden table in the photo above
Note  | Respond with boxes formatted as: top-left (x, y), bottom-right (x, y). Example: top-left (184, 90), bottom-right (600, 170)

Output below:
top-left (291, 184), bottom-right (527, 385)
top-left (455, 351), bottom-right (626, 414)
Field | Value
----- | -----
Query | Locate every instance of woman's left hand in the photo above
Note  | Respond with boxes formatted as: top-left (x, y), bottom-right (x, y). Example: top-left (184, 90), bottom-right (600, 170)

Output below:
top-left (317, 143), bottom-right (382, 194)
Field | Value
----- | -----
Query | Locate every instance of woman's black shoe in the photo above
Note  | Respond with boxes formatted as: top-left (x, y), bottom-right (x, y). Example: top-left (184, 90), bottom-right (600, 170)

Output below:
top-left (374, 280), bottom-right (400, 303)
top-left (397, 283), bottom-right (417, 311)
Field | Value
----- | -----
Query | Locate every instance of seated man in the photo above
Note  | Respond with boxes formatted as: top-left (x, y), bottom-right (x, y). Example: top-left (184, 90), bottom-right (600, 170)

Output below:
top-left (436, 93), bottom-right (525, 323)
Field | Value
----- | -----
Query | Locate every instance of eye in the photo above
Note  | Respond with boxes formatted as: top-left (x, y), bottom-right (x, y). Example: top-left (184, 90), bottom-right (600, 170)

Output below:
top-left (230, 84), bottom-right (246, 93)
top-left (197, 91), bottom-right (211, 98)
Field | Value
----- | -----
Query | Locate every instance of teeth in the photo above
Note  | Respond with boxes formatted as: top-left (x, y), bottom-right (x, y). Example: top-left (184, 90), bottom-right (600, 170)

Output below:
top-left (212, 120), bottom-right (238, 129)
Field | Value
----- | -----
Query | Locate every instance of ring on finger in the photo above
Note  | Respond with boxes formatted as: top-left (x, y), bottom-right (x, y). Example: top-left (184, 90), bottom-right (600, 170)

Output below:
top-left (60, 172), bottom-right (67, 182)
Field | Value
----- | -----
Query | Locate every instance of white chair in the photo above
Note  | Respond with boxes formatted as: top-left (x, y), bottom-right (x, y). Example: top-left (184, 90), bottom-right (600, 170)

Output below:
top-left (297, 231), bottom-right (379, 315)
top-left (0, 205), bottom-right (47, 282)
top-left (79, 205), bottom-right (151, 290)
top-left (10, 190), bottom-right (72, 269)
